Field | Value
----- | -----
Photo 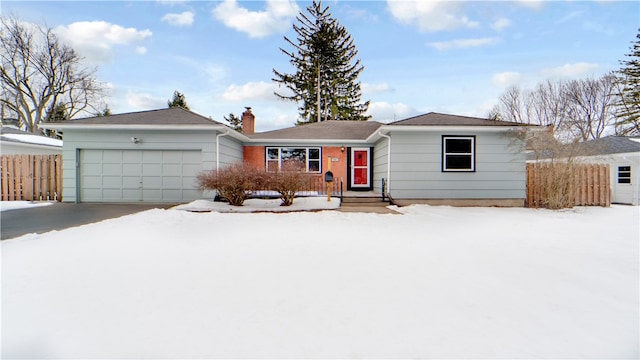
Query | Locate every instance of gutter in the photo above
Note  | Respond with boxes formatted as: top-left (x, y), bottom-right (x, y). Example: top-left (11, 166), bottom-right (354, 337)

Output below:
top-left (377, 131), bottom-right (391, 197)
top-left (216, 130), bottom-right (230, 172)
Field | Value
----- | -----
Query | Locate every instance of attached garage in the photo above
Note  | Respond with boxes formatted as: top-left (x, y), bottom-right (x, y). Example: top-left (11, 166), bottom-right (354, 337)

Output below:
top-left (40, 108), bottom-right (247, 203)
top-left (79, 149), bottom-right (202, 203)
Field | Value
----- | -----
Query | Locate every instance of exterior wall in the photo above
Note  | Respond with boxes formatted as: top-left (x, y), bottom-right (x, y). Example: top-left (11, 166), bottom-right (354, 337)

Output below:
top-left (243, 146), bottom-right (265, 170)
top-left (243, 145), bottom-right (348, 184)
top-left (60, 129), bottom-right (240, 203)
top-left (373, 137), bottom-right (389, 194)
top-left (385, 130), bottom-right (526, 202)
top-left (1, 142), bottom-right (62, 155)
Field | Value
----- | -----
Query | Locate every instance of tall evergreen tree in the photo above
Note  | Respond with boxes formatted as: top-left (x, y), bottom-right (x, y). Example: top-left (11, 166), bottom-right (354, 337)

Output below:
top-left (167, 90), bottom-right (190, 110)
top-left (273, 0), bottom-right (370, 124)
top-left (42, 102), bottom-right (67, 138)
top-left (224, 113), bottom-right (242, 132)
top-left (615, 29), bottom-right (640, 135)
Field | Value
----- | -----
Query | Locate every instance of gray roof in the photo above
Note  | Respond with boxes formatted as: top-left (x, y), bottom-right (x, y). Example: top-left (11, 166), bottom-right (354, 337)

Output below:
top-left (575, 136), bottom-right (640, 156)
top-left (389, 112), bottom-right (524, 127)
top-left (60, 107), bottom-right (223, 126)
top-left (249, 120), bottom-right (384, 140)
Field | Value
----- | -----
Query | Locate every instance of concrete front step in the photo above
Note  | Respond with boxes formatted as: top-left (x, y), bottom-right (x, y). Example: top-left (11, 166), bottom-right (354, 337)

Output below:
top-left (341, 197), bottom-right (388, 204)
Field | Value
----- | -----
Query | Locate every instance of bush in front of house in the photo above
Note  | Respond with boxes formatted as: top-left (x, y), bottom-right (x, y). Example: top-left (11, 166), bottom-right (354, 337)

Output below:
top-left (197, 163), bottom-right (261, 206)
top-left (267, 160), bottom-right (313, 206)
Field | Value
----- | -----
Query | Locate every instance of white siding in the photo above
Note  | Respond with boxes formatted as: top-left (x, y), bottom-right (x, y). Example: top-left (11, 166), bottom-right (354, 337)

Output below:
top-left (60, 129), bottom-right (242, 203)
top-left (1, 142), bottom-right (62, 155)
top-left (385, 131), bottom-right (526, 200)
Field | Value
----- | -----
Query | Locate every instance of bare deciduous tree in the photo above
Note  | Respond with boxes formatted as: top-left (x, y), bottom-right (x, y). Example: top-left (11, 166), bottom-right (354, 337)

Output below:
top-left (563, 75), bottom-right (617, 142)
top-left (489, 75), bottom-right (617, 143)
top-left (0, 15), bottom-right (105, 134)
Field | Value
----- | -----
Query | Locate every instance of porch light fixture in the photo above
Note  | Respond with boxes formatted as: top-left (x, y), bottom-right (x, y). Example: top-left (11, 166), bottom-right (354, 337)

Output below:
top-left (340, 145), bottom-right (345, 152)
top-left (131, 137), bottom-right (141, 144)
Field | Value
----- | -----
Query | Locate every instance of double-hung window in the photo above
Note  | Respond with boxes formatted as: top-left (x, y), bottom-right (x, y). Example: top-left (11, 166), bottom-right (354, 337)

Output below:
top-left (442, 136), bottom-right (475, 172)
top-left (266, 147), bottom-right (321, 173)
top-left (618, 166), bottom-right (631, 184)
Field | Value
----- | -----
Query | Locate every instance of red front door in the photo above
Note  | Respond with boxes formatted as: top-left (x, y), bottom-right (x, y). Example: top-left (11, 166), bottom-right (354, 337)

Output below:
top-left (351, 148), bottom-right (370, 188)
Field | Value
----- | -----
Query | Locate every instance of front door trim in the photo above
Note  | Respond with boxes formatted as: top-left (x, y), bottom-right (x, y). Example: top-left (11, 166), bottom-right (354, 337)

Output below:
top-left (350, 147), bottom-right (371, 189)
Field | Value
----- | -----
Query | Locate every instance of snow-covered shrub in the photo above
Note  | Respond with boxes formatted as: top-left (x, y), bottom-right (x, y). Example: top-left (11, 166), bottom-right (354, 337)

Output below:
top-left (197, 163), bottom-right (261, 206)
top-left (267, 160), bottom-right (313, 206)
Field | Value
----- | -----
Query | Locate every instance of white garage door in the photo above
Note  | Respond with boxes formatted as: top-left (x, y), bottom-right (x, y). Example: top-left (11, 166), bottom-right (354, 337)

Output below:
top-left (79, 149), bottom-right (202, 203)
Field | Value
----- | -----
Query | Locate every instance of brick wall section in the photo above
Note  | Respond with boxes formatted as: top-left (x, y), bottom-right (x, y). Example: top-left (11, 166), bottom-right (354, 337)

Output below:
top-left (242, 145), bottom-right (348, 183)
top-left (243, 146), bottom-right (265, 170)
top-left (323, 146), bottom-right (347, 183)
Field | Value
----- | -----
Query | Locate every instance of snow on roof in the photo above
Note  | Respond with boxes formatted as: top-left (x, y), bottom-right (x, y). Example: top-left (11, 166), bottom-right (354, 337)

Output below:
top-left (1, 133), bottom-right (62, 147)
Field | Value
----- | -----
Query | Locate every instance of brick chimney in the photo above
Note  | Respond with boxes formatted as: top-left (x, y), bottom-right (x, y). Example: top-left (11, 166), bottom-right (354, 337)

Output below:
top-left (242, 107), bottom-right (255, 135)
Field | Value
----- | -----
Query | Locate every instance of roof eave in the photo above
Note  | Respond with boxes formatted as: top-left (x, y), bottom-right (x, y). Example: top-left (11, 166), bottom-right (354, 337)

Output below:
top-left (245, 138), bottom-right (371, 144)
top-left (38, 123), bottom-right (250, 141)
top-left (366, 124), bottom-right (538, 142)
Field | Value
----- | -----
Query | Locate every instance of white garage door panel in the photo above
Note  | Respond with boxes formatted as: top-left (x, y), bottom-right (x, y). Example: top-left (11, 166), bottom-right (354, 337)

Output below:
top-left (80, 149), bottom-right (202, 203)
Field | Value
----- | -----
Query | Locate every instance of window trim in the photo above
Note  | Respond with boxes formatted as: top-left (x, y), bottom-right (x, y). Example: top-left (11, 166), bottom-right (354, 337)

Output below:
top-left (265, 147), bottom-right (322, 173)
top-left (618, 165), bottom-right (631, 184)
top-left (442, 135), bottom-right (476, 172)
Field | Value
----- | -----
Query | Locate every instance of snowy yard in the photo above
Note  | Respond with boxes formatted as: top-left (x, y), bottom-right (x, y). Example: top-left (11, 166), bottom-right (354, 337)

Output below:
top-left (2, 204), bottom-right (638, 358)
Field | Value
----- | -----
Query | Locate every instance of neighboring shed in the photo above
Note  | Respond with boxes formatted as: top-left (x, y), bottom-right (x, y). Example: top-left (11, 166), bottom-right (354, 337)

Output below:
top-left (40, 108), bottom-right (246, 203)
top-left (574, 136), bottom-right (640, 205)
top-left (0, 126), bottom-right (62, 155)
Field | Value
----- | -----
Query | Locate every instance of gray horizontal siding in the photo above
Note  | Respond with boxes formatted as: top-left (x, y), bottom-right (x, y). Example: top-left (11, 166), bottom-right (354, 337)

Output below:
top-left (373, 137), bottom-right (389, 193)
top-left (387, 131), bottom-right (526, 200)
top-left (60, 129), bottom-right (242, 203)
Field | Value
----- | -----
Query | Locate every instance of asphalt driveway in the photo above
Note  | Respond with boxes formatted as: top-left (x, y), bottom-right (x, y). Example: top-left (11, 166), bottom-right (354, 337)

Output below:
top-left (1, 203), bottom-right (173, 240)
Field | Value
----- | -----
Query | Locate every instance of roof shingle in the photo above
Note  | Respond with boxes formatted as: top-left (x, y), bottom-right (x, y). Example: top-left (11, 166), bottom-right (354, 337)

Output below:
top-left (62, 107), bottom-right (223, 126)
top-left (389, 112), bottom-right (523, 126)
top-left (249, 120), bottom-right (383, 140)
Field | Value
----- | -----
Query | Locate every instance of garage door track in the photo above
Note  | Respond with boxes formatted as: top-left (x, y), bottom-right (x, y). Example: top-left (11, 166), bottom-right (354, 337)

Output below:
top-left (1, 203), bottom-right (171, 240)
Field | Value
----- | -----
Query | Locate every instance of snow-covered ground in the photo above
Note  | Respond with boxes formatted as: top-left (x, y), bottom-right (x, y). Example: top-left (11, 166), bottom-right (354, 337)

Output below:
top-left (173, 197), bottom-right (340, 212)
top-left (0, 201), bottom-right (54, 212)
top-left (2, 205), bottom-right (638, 358)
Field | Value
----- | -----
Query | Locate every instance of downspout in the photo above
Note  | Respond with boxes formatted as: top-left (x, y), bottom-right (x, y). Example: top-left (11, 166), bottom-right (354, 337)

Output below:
top-left (216, 130), bottom-right (230, 172)
top-left (378, 131), bottom-right (391, 197)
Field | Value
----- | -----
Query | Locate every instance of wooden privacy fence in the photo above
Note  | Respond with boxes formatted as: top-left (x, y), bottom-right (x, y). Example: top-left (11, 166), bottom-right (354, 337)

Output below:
top-left (526, 163), bottom-right (610, 208)
top-left (1, 154), bottom-right (62, 201)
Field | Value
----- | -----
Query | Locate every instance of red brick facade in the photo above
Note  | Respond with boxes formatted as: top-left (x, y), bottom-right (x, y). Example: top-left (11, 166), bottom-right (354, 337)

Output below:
top-left (243, 145), bottom-right (348, 184)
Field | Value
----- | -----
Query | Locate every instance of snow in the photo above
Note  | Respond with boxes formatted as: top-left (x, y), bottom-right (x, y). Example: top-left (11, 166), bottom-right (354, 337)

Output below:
top-left (0, 201), bottom-right (54, 212)
top-left (0, 133), bottom-right (62, 147)
top-left (2, 205), bottom-right (638, 358)
top-left (173, 197), bottom-right (340, 212)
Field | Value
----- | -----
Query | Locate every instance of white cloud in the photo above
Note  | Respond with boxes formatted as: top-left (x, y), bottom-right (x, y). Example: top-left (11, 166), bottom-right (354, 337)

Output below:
top-left (366, 102), bottom-right (419, 123)
top-left (540, 62), bottom-right (600, 78)
top-left (492, 72), bottom-right (522, 87)
top-left (161, 11), bottom-right (195, 26)
top-left (222, 81), bottom-right (276, 102)
top-left (362, 82), bottom-right (393, 95)
top-left (428, 37), bottom-right (499, 51)
top-left (491, 18), bottom-right (512, 31)
top-left (136, 46), bottom-right (148, 55)
top-left (55, 21), bottom-right (152, 63)
top-left (127, 91), bottom-right (166, 109)
top-left (515, 0), bottom-right (545, 10)
top-left (387, 0), bottom-right (479, 32)
top-left (212, 0), bottom-right (299, 38)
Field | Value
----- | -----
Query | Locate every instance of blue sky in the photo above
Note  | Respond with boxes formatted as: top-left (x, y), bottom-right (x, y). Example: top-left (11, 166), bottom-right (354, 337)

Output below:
top-left (3, 0), bottom-right (638, 131)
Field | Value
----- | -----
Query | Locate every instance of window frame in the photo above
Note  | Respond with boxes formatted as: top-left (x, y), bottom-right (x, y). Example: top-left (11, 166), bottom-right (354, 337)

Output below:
top-left (618, 165), bottom-right (631, 184)
top-left (265, 147), bottom-right (322, 173)
top-left (442, 135), bottom-right (476, 172)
